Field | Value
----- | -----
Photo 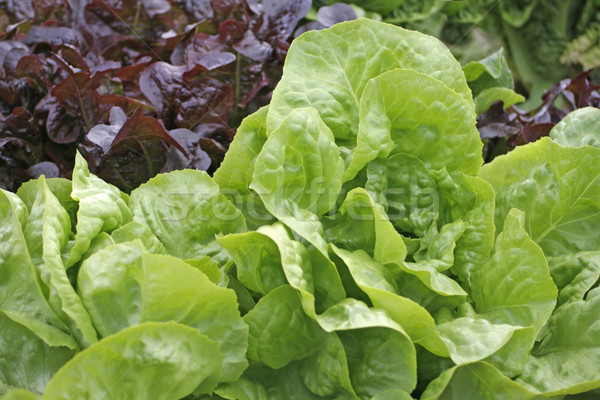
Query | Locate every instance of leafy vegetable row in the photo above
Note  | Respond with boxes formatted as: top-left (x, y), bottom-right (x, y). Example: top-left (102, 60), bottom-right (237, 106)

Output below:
top-left (2, 19), bottom-right (600, 399)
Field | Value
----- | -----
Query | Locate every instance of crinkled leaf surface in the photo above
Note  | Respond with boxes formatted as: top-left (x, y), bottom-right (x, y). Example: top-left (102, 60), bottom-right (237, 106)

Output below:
top-left (0, 190), bottom-right (64, 329)
top-left (66, 152), bottom-right (132, 267)
top-left (268, 19), bottom-right (472, 142)
top-left (549, 107), bottom-right (600, 149)
top-left (345, 69), bottom-right (481, 179)
top-left (23, 177), bottom-right (98, 347)
top-left (479, 137), bottom-right (600, 258)
top-left (251, 107), bottom-right (344, 217)
top-left (130, 169), bottom-right (246, 264)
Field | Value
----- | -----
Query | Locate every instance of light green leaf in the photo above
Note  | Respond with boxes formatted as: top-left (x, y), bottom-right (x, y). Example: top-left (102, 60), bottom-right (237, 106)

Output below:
top-left (0, 190), bottom-right (64, 330)
top-left (78, 241), bottom-right (248, 383)
top-left (259, 223), bottom-right (345, 313)
top-left (243, 285), bottom-right (327, 369)
top-left (42, 322), bottom-right (224, 400)
top-left (66, 152), bottom-right (132, 267)
top-left (1, 389), bottom-right (40, 400)
top-left (0, 311), bottom-right (75, 395)
top-left (298, 333), bottom-right (358, 399)
top-left (317, 299), bottom-right (416, 397)
top-left (345, 69), bottom-right (481, 179)
top-left (370, 390), bottom-right (414, 400)
top-left (516, 287), bottom-right (600, 396)
top-left (268, 19), bottom-right (472, 142)
top-left (16, 178), bottom-right (77, 227)
top-left (472, 209), bottom-right (557, 332)
top-left (322, 188), bottom-right (407, 265)
top-left (437, 317), bottom-right (526, 365)
top-left (474, 87), bottom-right (525, 116)
top-left (479, 137), bottom-right (600, 258)
top-left (365, 154), bottom-right (495, 286)
top-left (251, 107), bottom-right (344, 217)
top-left (421, 362), bottom-right (542, 400)
top-left (547, 251), bottom-right (600, 306)
top-left (214, 106), bottom-right (268, 192)
top-left (550, 107), bottom-right (600, 149)
top-left (328, 247), bottom-right (449, 357)
top-left (24, 178), bottom-right (98, 347)
top-left (463, 48), bottom-right (515, 96)
top-left (213, 106), bottom-right (275, 230)
top-left (129, 169), bottom-right (246, 264)
top-left (111, 221), bottom-right (166, 254)
top-left (216, 231), bottom-right (288, 295)
top-left (468, 209), bottom-right (557, 376)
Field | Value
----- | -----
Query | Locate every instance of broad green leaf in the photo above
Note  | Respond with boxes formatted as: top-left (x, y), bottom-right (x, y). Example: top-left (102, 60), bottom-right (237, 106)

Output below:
top-left (462, 48), bottom-right (515, 96)
top-left (297, 333), bottom-right (358, 399)
top-left (547, 251), bottom-right (600, 306)
top-left (268, 19), bottom-right (472, 142)
top-left (516, 287), bottom-right (600, 396)
top-left (322, 188), bottom-right (407, 265)
top-left (479, 137), bottom-right (600, 258)
top-left (345, 69), bottom-right (481, 179)
top-left (16, 178), bottom-right (77, 227)
top-left (111, 221), bottom-right (166, 254)
top-left (318, 299), bottom-right (417, 397)
top-left (42, 322), bottom-right (224, 400)
top-left (474, 87), bottom-right (525, 116)
top-left (472, 209), bottom-right (557, 332)
top-left (185, 256), bottom-right (227, 286)
top-left (214, 106), bottom-right (268, 192)
top-left (3, 189), bottom-right (28, 228)
top-left (0, 190), bottom-right (64, 330)
top-left (66, 152), bottom-right (132, 267)
top-left (251, 107), bottom-right (344, 217)
top-left (0, 311), bottom-right (75, 395)
top-left (216, 231), bottom-right (288, 295)
top-left (330, 246), bottom-right (449, 357)
top-left (78, 241), bottom-right (248, 383)
top-left (421, 362), bottom-right (542, 400)
top-left (437, 317), bottom-right (526, 365)
top-left (243, 285), bottom-right (327, 369)
top-left (258, 223), bottom-right (345, 313)
top-left (469, 209), bottom-right (557, 376)
top-left (550, 107), bottom-right (600, 149)
top-left (129, 169), bottom-right (246, 264)
top-left (23, 178), bottom-right (98, 347)
top-left (213, 106), bottom-right (275, 230)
